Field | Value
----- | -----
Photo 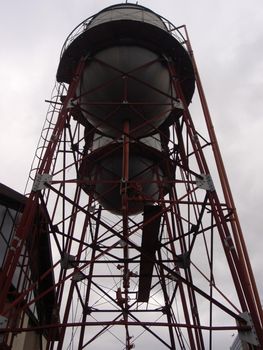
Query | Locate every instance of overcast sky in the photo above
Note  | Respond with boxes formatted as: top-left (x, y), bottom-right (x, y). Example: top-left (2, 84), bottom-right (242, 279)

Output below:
top-left (0, 1), bottom-right (263, 348)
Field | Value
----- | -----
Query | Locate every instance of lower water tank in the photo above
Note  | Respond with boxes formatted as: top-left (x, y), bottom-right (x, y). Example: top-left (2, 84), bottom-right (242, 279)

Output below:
top-left (79, 143), bottom-right (169, 215)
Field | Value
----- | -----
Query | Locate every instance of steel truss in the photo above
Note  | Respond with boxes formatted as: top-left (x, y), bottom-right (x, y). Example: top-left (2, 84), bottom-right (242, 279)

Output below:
top-left (0, 26), bottom-right (262, 350)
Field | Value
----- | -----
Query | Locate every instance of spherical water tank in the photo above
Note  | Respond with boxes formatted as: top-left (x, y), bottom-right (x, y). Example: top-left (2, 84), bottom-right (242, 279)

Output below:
top-left (79, 143), bottom-right (169, 215)
top-left (58, 4), bottom-right (194, 214)
top-left (78, 45), bottom-right (173, 137)
top-left (57, 4), bottom-right (195, 137)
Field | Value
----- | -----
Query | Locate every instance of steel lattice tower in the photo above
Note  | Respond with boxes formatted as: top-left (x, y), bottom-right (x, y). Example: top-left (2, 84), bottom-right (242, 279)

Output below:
top-left (0, 4), bottom-right (262, 349)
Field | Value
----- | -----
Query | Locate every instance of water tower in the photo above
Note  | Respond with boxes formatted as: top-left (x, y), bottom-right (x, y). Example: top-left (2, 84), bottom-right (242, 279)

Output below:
top-left (0, 3), bottom-right (262, 349)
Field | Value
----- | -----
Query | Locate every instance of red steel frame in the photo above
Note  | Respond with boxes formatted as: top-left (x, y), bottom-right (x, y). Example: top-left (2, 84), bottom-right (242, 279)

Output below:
top-left (0, 25), bottom-right (262, 350)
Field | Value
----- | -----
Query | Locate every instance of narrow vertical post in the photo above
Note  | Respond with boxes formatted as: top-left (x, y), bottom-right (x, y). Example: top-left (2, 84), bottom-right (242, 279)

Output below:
top-left (121, 120), bottom-right (131, 349)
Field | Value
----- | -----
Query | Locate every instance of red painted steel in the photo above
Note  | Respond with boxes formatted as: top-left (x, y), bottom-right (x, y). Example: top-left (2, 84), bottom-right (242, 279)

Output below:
top-left (0, 7), bottom-right (262, 350)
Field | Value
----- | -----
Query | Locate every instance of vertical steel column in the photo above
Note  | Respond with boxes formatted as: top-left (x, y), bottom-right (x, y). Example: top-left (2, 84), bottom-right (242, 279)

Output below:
top-left (121, 120), bottom-right (132, 349)
top-left (167, 30), bottom-right (263, 346)
top-left (0, 57), bottom-right (86, 317)
top-left (77, 206), bottom-right (101, 350)
top-left (182, 25), bottom-right (263, 344)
